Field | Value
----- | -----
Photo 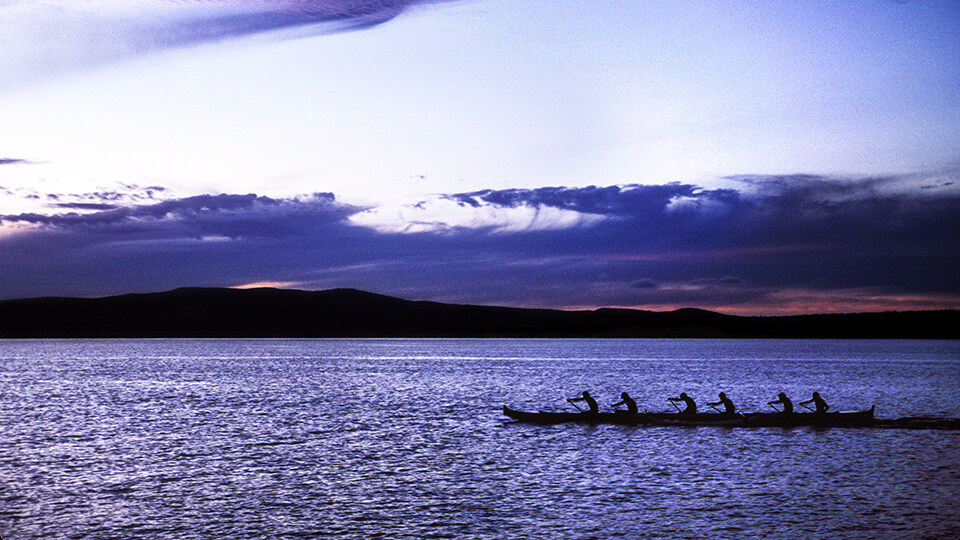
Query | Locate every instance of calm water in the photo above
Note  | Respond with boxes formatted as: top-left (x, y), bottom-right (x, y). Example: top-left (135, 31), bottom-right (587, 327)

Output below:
top-left (1, 339), bottom-right (959, 539)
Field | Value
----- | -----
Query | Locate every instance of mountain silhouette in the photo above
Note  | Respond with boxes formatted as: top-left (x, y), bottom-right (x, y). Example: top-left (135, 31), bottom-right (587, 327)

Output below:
top-left (0, 287), bottom-right (956, 338)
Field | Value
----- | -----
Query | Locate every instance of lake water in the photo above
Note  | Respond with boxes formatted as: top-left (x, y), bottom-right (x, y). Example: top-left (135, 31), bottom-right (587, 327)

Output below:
top-left (1, 339), bottom-right (959, 539)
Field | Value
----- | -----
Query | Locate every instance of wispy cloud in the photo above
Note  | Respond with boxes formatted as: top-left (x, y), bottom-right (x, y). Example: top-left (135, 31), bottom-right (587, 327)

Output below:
top-left (0, 183), bottom-right (171, 219)
top-left (147, 0), bottom-right (458, 47)
top-left (0, 0), bottom-right (458, 87)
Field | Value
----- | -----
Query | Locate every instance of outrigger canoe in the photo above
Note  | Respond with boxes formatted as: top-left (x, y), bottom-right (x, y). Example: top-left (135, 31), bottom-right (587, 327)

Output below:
top-left (502, 405), bottom-right (876, 428)
top-left (740, 406), bottom-right (875, 427)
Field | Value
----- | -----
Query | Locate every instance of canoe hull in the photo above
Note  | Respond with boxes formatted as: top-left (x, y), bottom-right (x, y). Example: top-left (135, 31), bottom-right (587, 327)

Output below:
top-left (741, 406), bottom-right (875, 427)
top-left (503, 405), bottom-right (877, 428)
top-left (502, 406), bottom-right (749, 426)
top-left (502, 406), bottom-right (649, 425)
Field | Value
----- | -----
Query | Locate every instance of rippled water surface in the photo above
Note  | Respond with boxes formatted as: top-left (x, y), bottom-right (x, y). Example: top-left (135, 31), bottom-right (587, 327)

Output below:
top-left (2, 339), bottom-right (959, 539)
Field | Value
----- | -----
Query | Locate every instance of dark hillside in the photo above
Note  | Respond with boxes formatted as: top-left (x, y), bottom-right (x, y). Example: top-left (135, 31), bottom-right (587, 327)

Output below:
top-left (0, 287), bottom-right (956, 338)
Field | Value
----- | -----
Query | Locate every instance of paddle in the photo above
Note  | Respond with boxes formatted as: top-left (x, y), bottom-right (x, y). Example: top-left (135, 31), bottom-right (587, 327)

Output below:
top-left (800, 403), bottom-right (816, 413)
top-left (708, 404), bottom-right (722, 413)
top-left (669, 399), bottom-right (682, 413)
top-left (567, 398), bottom-right (584, 412)
top-left (768, 403), bottom-right (781, 413)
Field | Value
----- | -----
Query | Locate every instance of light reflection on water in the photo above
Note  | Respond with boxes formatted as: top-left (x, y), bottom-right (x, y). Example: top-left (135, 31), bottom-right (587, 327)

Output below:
top-left (1, 339), bottom-right (959, 539)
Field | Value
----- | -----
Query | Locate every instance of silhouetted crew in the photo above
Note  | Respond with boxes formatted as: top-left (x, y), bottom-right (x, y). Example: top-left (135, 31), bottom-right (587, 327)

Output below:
top-left (799, 392), bottom-right (830, 414)
top-left (706, 392), bottom-right (736, 415)
top-left (568, 391), bottom-right (599, 414)
top-left (668, 392), bottom-right (697, 415)
top-left (611, 392), bottom-right (638, 414)
top-left (768, 392), bottom-right (794, 414)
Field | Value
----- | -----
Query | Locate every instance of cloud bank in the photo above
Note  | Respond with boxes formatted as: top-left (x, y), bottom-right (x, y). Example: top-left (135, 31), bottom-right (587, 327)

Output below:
top-left (1, 175), bottom-right (957, 314)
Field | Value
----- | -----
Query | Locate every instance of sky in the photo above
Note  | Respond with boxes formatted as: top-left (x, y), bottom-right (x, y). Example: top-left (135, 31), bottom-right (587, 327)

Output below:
top-left (1, 0), bottom-right (959, 314)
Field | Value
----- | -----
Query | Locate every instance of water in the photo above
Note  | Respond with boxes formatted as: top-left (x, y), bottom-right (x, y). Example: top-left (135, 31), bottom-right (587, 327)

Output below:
top-left (1, 339), bottom-right (959, 539)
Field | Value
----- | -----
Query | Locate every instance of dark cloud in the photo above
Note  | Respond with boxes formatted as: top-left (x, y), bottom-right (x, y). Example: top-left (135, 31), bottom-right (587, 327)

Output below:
top-left (435, 175), bottom-right (960, 307)
top-left (452, 175), bottom-right (960, 255)
top-left (1, 176), bottom-right (958, 313)
top-left (449, 183), bottom-right (741, 218)
top-left (51, 203), bottom-right (119, 211)
top-left (1, 192), bottom-right (353, 238)
top-left (0, 191), bottom-right (373, 299)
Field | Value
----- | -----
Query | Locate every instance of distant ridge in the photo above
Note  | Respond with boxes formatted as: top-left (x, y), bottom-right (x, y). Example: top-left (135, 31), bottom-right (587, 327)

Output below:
top-left (0, 287), bottom-right (956, 339)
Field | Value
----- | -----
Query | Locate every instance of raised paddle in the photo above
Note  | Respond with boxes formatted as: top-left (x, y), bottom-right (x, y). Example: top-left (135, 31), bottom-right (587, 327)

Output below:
top-left (800, 403), bottom-right (816, 413)
top-left (669, 399), bottom-right (682, 413)
top-left (567, 398), bottom-right (584, 412)
top-left (768, 403), bottom-right (781, 413)
top-left (708, 404), bottom-right (722, 413)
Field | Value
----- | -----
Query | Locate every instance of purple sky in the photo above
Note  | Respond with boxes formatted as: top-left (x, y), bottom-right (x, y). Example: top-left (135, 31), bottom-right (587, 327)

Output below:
top-left (2, 0), bottom-right (959, 314)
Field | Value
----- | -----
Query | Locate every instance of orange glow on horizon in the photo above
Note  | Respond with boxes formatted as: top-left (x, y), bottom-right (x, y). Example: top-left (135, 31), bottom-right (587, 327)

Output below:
top-left (230, 281), bottom-right (301, 290)
top-left (595, 289), bottom-right (960, 316)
